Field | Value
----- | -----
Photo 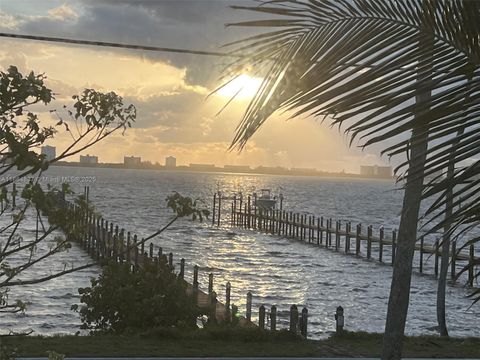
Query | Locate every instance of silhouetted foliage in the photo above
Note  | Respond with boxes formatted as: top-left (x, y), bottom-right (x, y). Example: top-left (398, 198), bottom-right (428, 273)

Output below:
top-left (73, 259), bottom-right (198, 334)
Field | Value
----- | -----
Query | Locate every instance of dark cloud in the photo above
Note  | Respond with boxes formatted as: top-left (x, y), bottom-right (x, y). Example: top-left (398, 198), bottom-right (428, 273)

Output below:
top-left (10, 0), bottom-right (259, 87)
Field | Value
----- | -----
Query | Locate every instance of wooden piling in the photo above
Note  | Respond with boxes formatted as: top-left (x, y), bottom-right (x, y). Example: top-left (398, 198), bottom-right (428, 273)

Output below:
top-left (179, 258), bottom-right (185, 279)
top-left (367, 225), bottom-right (372, 259)
top-left (289, 305), bottom-right (298, 333)
top-left (225, 282), bottom-right (231, 319)
top-left (270, 305), bottom-right (277, 331)
top-left (246, 292), bottom-right (252, 321)
top-left (259, 305), bottom-right (266, 329)
top-left (356, 224), bottom-right (361, 255)
top-left (300, 307), bottom-right (308, 338)
top-left (379, 227), bottom-right (384, 262)
top-left (208, 273), bottom-right (213, 294)
top-left (212, 193), bottom-right (216, 226)
top-left (434, 238), bottom-right (439, 277)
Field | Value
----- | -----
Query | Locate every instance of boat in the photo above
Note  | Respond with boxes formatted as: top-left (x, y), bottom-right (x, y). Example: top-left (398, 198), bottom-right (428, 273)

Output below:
top-left (255, 189), bottom-right (278, 210)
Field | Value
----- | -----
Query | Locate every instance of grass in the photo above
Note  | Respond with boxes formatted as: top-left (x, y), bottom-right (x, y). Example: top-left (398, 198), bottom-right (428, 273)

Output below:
top-left (2, 329), bottom-right (480, 358)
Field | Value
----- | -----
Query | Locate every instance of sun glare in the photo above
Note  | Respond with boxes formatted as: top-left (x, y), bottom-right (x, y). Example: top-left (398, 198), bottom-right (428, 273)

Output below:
top-left (217, 74), bottom-right (262, 99)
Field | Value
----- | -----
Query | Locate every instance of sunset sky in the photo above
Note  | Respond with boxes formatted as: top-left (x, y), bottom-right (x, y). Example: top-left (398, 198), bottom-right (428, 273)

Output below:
top-left (0, 0), bottom-right (392, 173)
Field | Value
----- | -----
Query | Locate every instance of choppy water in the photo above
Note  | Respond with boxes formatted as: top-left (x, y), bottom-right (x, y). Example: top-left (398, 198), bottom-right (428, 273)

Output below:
top-left (1, 166), bottom-right (479, 338)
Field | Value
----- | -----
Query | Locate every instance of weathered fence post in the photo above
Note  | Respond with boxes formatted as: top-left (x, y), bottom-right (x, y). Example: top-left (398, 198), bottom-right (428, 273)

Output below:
top-left (335, 306), bottom-right (344, 334)
top-left (259, 305), bottom-right (266, 329)
top-left (289, 305), bottom-right (299, 333)
top-left (168, 252), bottom-right (173, 268)
top-left (149, 243), bottom-right (154, 258)
top-left (270, 305), bottom-right (277, 331)
top-left (434, 238), bottom-right (439, 277)
top-left (246, 291), bottom-right (252, 322)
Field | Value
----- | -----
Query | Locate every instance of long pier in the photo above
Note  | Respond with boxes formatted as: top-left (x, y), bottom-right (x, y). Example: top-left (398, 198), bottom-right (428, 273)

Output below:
top-left (213, 193), bottom-right (479, 287)
top-left (58, 188), bottom-right (311, 336)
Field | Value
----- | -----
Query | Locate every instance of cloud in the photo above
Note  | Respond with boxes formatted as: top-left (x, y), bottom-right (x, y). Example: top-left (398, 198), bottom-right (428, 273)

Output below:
top-left (48, 4), bottom-right (78, 21)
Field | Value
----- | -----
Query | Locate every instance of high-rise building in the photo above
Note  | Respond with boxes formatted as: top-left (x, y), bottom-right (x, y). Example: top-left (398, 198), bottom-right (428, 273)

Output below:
top-left (360, 165), bottom-right (392, 178)
top-left (41, 145), bottom-right (56, 161)
top-left (80, 154), bottom-right (99, 164)
top-left (165, 156), bottom-right (176, 168)
top-left (124, 156), bottom-right (141, 166)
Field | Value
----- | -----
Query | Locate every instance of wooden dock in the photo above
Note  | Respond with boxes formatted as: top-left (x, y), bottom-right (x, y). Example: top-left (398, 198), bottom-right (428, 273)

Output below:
top-left (214, 193), bottom-right (479, 287)
top-left (61, 190), bottom-right (310, 336)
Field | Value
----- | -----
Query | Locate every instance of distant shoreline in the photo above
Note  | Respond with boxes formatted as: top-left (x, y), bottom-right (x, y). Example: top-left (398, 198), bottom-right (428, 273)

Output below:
top-left (51, 161), bottom-right (395, 181)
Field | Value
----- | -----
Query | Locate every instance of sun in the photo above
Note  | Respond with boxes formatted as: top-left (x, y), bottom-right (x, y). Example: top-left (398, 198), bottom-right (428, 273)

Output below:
top-left (216, 74), bottom-right (262, 99)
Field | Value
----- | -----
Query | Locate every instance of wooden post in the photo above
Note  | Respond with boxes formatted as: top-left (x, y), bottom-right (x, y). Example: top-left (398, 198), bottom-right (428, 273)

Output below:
top-left (335, 221), bottom-right (340, 251)
top-left (247, 195), bottom-right (251, 229)
top-left (208, 273), bottom-right (214, 294)
top-left (328, 218), bottom-right (333, 247)
top-left (246, 291), bottom-right (253, 322)
top-left (179, 258), bottom-right (185, 279)
top-left (168, 252), bottom-right (173, 268)
top-left (225, 282), bottom-right (231, 319)
top-left (356, 224), bottom-right (361, 255)
top-left (468, 244), bottom-right (474, 287)
top-left (134, 239), bottom-right (139, 270)
top-left (212, 193), bottom-right (216, 226)
top-left (289, 305), bottom-right (298, 333)
top-left (325, 219), bottom-right (330, 249)
top-left (193, 265), bottom-right (199, 303)
top-left (335, 306), bottom-right (344, 334)
top-left (259, 305), bottom-right (266, 329)
top-left (317, 217), bottom-right (320, 245)
top-left (434, 238), bottom-right (439, 277)
top-left (158, 246), bottom-right (163, 257)
top-left (300, 307), bottom-right (308, 339)
top-left (119, 229), bottom-right (125, 263)
top-left (141, 239), bottom-right (145, 257)
top-left (367, 225), bottom-right (372, 259)
top-left (451, 240), bottom-right (456, 280)
top-left (419, 236), bottom-right (424, 273)
top-left (149, 243), bottom-right (154, 258)
top-left (320, 216), bottom-right (324, 244)
top-left (113, 225), bottom-right (119, 261)
top-left (217, 192), bottom-right (222, 227)
top-left (270, 305), bottom-right (277, 331)
top-left (392, 230), bottom-right (397, 265)
top-left (126, 232), bottom-right (131, 262)
top-left (379, 226), bottom-right (384, 262)
top-left (345, 222), bottom-right (351, 253)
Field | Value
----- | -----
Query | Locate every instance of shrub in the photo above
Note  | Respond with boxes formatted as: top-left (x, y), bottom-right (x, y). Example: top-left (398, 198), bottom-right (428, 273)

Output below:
top-left (73, 258), bottom-right (198, 334)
